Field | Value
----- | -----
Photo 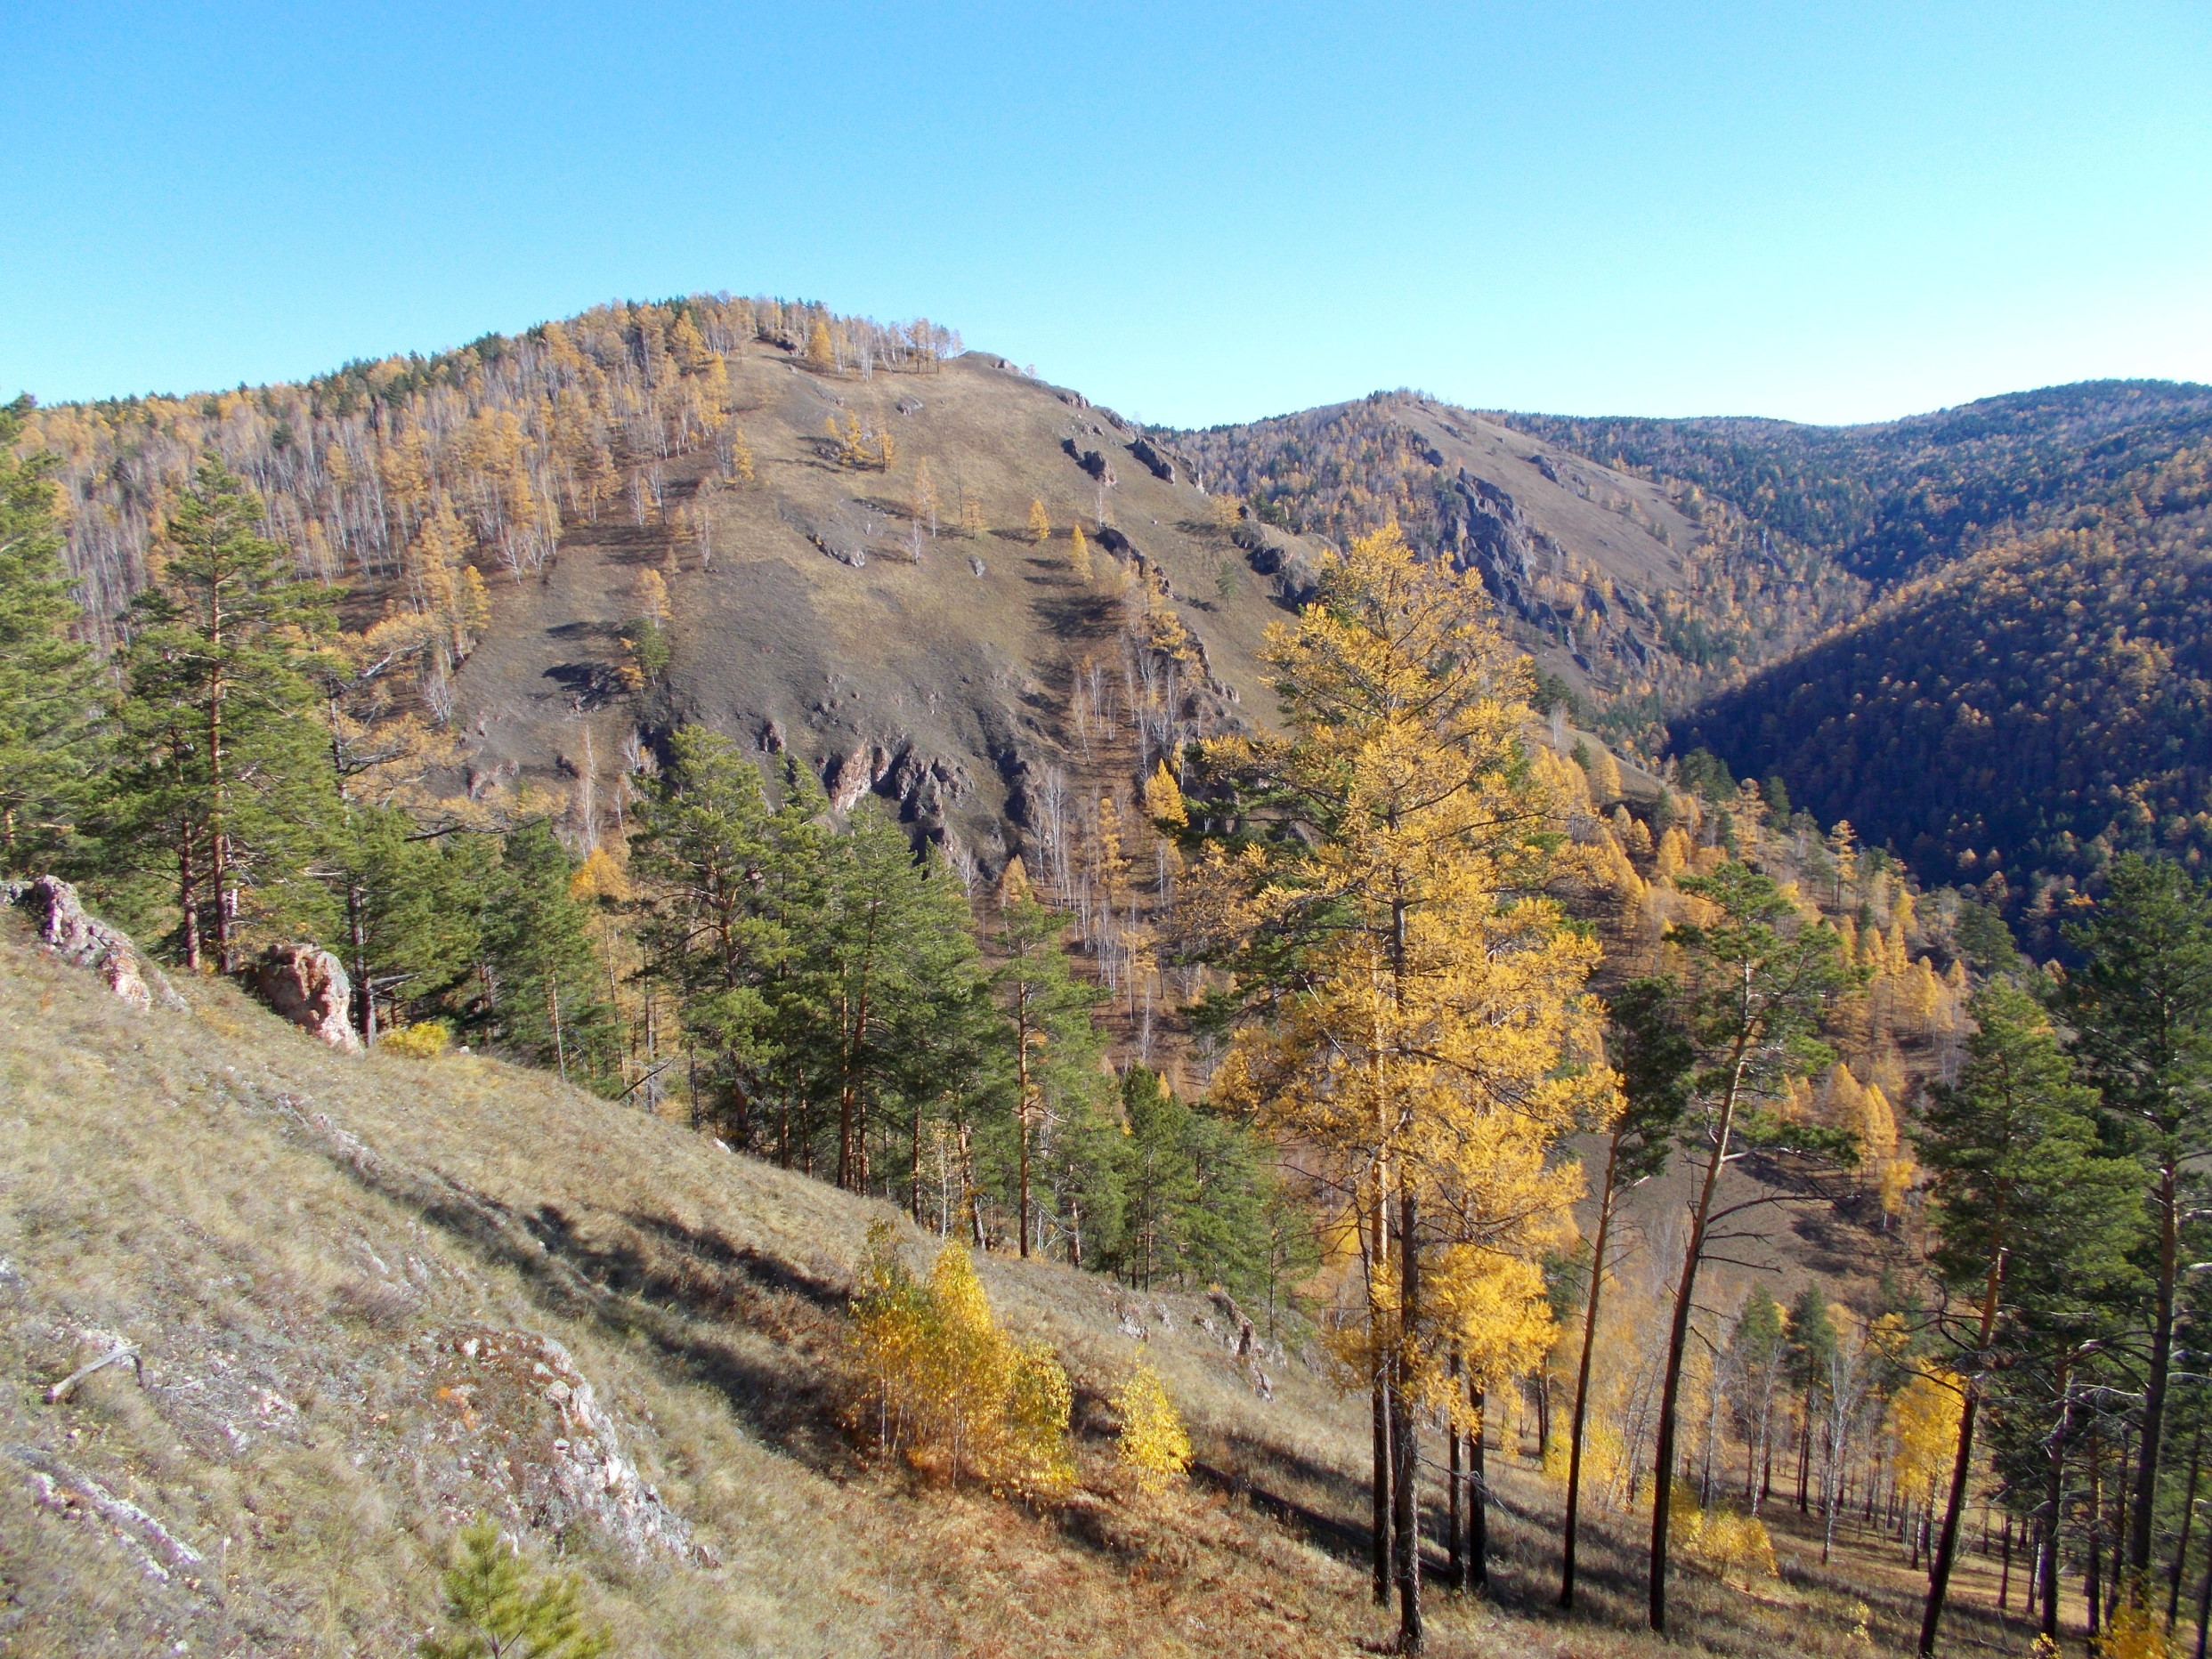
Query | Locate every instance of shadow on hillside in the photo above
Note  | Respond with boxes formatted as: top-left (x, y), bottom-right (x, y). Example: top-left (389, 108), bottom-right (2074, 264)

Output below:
top-left (290, 1123), bottom-right (859, 1471)
top-left (1172, 1417), bottom-right (1695, 1642)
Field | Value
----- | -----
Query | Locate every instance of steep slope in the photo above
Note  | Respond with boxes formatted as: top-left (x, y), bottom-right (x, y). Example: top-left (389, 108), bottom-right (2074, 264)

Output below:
top-left (0, 910), bottom-right (1369, 1656)
top-left (1172, 392), bottom-right (1867, 738)
top-left (0, 898), bottom-right (2025, 1659)
top-left (449, 344), bottom-right (1331, 870)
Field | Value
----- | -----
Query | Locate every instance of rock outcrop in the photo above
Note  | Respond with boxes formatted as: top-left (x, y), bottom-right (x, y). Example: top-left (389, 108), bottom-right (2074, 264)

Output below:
top-left (255, 944), bottom-right (361, 1052)
top-left (2, 876), bottom-right (181, 1013)
top-left (1128, 435), bottom-right (1178, 482)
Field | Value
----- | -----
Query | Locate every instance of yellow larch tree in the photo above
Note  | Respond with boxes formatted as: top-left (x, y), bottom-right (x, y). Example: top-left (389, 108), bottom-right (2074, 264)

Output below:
top-left (1027, 498), bottom-right (1051, 546)
top-left (1203, 523), bottom-right (1606, 1651)
top-left (1068, 522), bottom-right (1092, 581)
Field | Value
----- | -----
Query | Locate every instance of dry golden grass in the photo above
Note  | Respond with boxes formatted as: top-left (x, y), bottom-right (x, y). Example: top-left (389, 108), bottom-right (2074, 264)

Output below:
top-left (0, 919), bottom-right (2051, 1656)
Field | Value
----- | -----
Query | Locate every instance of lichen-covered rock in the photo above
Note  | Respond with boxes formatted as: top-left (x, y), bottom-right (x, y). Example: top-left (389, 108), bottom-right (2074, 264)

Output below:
top-left (255, 944), bottom-right (361, 1052)
top-left (425, 1327), bottom-right (700, 1562)
top-left (2, 875), bottom-right (181, 1012)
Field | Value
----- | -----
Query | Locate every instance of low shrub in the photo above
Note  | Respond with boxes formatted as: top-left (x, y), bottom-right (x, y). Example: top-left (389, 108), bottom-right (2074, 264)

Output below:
top-left (848, 1219), bottom-right (1074, 1496)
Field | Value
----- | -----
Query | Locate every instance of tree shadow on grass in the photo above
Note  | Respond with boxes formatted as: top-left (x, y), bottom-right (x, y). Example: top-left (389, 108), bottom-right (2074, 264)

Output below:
top-left (282, 1114), bottom-right (861, 1473)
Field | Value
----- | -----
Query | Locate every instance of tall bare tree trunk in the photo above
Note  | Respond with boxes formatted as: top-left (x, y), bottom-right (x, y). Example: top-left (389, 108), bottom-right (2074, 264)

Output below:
top-left (1561, 1134), bottom-right (1620, 1607)
top-left (1448, 1352), bottom-right (1463, 1590)
top-left (1921, 1250), bottom-right (2005, 1654)
top-left (2135, 1161), bottom-right (2182, 1584)
top-left (1470, 1380), bottom-right (1489, 1593)
top-left (2168, 1417), bottom-right (2206, 1630)
top-left (1649, 1034), bottom-right (1752, 1633)
top-left (2044, 1366), bottom-right (2070, 1641)
top-left (1015, 984), bottom-right (1034, 1258)
top-left (1394, 1188), bottom-right (1422, 1652)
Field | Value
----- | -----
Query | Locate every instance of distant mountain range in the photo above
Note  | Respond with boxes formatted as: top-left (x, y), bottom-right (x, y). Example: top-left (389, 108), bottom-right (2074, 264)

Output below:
top-left (1174, 379), bottom-right (2212, 933)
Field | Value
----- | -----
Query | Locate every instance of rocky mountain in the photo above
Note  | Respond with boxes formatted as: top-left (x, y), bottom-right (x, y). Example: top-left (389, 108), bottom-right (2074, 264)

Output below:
top-left (444, 344), bottom-right (1352, 871)
top-left (22, 303), bottom-right (1669, 874)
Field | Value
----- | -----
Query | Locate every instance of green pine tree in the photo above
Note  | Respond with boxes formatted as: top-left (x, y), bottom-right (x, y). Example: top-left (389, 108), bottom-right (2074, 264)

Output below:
top-left (2061, 853), bottom-right (2212, 1589)
top-left (989, 878), bottom-right (1105, 1259)
top-left (324, 805), bottom-right (490, 1043)
top-left (1114, 1065), bottom-right (1199, 1290)
top-left (105, 454), bottom-right (337, 969)
top-left (1912, 978), bottom-right (2140, 1654)
top-left (479, 820), bottom-right (612, 1086)
top-left (419, 1517), bottom-right (612, 1659)
top-left (0, 395), bottom-right (101, 872)
top-left (629, 726), bottom-right (790, 1143)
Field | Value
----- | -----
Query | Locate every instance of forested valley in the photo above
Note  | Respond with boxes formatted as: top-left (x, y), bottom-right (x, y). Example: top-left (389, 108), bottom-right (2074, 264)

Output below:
top-left (12, 302), bottom-right (2212, 1659)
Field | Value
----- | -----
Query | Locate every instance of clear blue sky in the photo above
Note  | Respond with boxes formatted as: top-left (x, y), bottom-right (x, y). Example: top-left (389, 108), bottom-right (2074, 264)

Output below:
top-left (4, 2), bottom-right (2207, 427)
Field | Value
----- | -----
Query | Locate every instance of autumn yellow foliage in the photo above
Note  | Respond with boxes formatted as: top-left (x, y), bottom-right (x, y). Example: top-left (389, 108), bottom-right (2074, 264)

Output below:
top-left (1113, 1358), bottom-right (1193, 1494)
top-left (2097, 1591), bottom-right (2176, 1659)
top-left (847, 1221), bottom-right (1074, 1495)
top-left (379, 1020), bottom-right (452, 1059)
top-left (1890, 1370), bottom-right (1964, 1512)
top-left (1203, 522), bottom-right (1604, 1423)
top-left (1673, 1484), bottom-right (1779, 1586)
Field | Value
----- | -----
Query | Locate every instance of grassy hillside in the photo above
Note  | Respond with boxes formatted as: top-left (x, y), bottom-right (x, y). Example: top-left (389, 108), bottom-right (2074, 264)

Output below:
top-left (1, 907), bottom-right (2041, 1659)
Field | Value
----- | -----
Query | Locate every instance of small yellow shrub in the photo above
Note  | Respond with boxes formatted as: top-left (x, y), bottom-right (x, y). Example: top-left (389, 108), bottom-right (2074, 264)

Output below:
top-left (381, 1021), bottom-right (451, 1059)
top-left (1674, 1485), bottom-right (1779, 1585)
top-left (847, 1220), bottom-right (1074, 1496)
top-left (2098, 1593), bottom-right (2176, 1659)
top-left (1113, 1358), bottom-right (1192, 1494)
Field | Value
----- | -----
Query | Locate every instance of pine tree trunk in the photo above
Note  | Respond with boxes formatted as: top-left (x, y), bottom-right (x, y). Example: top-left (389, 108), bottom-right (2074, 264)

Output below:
top-left (2135, 1161), bottom-right (2182, 1582)
top-left (2194, 1516), bottom-right (2212, 1659)
top-left (1373, 1376), bottom-right (1392, 1606)
top-left (2170, 1418), bottom-right (2206, 1629)
top-left (1798, 1405), bottom-right (1812, 1513)
top-left (2087, 1445), bottom-right (2104, 1638)
top-left (207, 661), bottom-right (231, 974)
top-left (2043, 1374), bottom-right (2070, 1640)
top-left (177, 830), bottom-right (202, 973)
top-left (911, 1102), bottom-right (924, 1225)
